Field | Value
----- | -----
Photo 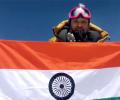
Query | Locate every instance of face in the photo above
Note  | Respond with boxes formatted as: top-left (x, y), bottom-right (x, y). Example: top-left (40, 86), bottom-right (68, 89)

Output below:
top-left (70, 17), bottom-right (89, 32)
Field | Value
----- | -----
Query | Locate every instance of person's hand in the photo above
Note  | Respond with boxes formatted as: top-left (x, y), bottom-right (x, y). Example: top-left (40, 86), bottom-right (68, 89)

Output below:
top-left (67, 32), bottom-right (76, 42)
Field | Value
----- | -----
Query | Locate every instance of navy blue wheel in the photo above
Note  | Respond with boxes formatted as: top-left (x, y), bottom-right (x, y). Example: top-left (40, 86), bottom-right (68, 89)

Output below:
top-left (49, 73), bottom-right (75, 100)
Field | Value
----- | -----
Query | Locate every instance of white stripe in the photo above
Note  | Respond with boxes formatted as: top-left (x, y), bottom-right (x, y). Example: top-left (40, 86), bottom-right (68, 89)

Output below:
top-left (0, 67), bottom-right (120, 100)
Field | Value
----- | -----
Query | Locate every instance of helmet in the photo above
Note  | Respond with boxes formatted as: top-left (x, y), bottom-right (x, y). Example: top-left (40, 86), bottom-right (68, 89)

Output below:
top-left (69, 3), bottom-right (91, 20)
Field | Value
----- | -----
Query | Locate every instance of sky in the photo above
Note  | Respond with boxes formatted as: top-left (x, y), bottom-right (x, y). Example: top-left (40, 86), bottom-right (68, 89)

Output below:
top-left (0, 0), bottom-right (120, 41)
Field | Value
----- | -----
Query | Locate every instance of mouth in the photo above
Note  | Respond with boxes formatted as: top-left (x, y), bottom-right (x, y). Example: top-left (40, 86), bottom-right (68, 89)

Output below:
top-left (74, 28), bottom-right (84, 32)
top-left (72, 28), bottom-right (81, 31)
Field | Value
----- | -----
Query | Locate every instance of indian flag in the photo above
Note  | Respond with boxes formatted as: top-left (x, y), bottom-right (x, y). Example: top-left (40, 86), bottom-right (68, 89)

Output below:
top-left (0, 40), bottom-right (120, 100)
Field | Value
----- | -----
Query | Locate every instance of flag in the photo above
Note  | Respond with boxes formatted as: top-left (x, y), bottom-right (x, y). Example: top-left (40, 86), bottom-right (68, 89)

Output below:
top-left (0, 40), bottom-right (120, 100)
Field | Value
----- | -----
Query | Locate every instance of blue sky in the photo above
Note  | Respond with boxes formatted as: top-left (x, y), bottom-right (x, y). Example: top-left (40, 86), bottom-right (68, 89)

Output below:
top-left (0, 0), bottom-right (120, 41)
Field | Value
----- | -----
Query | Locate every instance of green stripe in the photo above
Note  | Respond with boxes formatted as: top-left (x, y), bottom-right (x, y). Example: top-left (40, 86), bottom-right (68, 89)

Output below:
top-left (95, 97), bottom-right (120, 100)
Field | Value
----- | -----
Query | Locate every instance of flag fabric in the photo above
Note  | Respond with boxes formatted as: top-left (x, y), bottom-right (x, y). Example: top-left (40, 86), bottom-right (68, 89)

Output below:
top-left (0, 40), bottom-right (120, 100)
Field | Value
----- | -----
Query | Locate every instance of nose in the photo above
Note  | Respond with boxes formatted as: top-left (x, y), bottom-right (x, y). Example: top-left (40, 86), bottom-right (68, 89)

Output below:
top-left (78, 24), bottom-right (83, 29)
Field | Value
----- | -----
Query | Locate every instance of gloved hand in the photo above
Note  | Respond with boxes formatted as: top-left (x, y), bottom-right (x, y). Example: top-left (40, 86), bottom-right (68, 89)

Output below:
top-left (67, 30), bottom-right (87, 42)
top-left (54, 25), bottom-right (76, 42)
top-left (66, 32), bottom-right (76, 42)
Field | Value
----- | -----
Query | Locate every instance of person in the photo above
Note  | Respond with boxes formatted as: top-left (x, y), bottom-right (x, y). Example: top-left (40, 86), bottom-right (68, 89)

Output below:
top-left (49, 3), bottom-right (110, 42)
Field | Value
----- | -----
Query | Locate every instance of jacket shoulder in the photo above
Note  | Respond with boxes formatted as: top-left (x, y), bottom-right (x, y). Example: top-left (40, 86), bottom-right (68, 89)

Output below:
top-left (53, 20), bottom-right (69, 34)
top-left (89, 23), bottom-right (110, 39)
